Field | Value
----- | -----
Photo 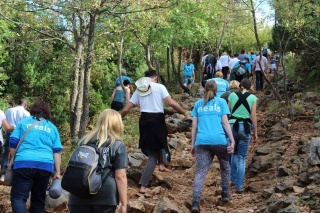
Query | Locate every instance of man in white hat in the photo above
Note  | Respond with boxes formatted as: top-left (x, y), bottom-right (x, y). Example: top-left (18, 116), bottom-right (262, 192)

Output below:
top-left (121, 69), bottom-right (191, 194)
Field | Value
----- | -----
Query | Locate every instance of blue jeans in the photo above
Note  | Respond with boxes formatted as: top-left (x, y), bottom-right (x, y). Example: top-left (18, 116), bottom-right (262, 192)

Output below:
top-left (1, 132), bottom-right (11, 172)
top-left (11, 168), bottom-right (51, 213)
top-left (255, 71), bottom-right (263, 91)
top-left (230, 124), bottom-right (251, 190)
top-left (183, 76), bottom-right (192, 85)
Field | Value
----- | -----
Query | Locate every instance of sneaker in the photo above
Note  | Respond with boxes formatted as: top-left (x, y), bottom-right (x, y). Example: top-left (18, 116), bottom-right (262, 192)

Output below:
top-left (236, 188), bottom-right (243, 194)
top-left (221, 191), bottom-right (232, 202)
top-left (191, 201), bottom-right (200, 213)
top-left (0, 175), bottom-right (4, 184)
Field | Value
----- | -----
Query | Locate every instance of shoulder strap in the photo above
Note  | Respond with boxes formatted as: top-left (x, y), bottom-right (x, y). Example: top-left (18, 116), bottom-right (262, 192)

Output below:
top-left (11, 119), bottom-right (43, 164)
top-left (231, 92), bottom-right (251, 114)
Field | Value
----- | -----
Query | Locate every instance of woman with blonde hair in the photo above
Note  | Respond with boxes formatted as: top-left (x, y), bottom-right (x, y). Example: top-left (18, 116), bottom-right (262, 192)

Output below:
top-left (68, 109), bottom-right (128, 213)
top-left (190, 80), bottom-right (235, 212)
top-left (221, 80), bottom-right (240, 103)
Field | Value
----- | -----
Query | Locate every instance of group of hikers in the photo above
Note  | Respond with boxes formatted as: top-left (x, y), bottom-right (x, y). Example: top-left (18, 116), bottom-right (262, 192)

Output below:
top-left (0, 47), bottom-right (278, 213)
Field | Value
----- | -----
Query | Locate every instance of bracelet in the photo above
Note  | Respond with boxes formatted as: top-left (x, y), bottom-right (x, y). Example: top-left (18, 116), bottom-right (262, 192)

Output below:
top-left (184, 111), bottom-right (189, 116)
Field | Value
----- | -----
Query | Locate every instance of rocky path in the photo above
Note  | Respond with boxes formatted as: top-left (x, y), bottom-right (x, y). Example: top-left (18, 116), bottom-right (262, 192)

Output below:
top-left (0, 84), bottom-right (319, 213)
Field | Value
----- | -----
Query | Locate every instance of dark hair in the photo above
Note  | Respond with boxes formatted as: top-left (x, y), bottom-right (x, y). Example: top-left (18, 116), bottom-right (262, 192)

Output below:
top-left (123, 80), bottom-right (130, 86)
top-left (239, 79), bottom-right (251, 91)
top-left (240, 49), bottom-right (245, 54)
top-left (18, 98), bottom-right (27, 106)
top-left (144, 69), bottom-right (157, 77)
top-left (30, 99), bottom-right (52, 120)
top-left (234, 53), bottom-right (239, 57)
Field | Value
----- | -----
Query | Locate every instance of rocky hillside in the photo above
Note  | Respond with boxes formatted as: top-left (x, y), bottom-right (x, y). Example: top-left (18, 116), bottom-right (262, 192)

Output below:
top-left (0, 77), bottom-right (319, 213)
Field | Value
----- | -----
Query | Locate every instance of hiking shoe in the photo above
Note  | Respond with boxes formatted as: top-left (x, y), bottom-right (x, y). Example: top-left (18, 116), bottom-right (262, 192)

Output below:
top-left (0, 175), bottom-right (4, 184)
top-left (221, 191), bottom-right (232, 202)
top-left (191, 201), bottom-right (200, 213)
top-left (236, 188), bottom-right (243, 194)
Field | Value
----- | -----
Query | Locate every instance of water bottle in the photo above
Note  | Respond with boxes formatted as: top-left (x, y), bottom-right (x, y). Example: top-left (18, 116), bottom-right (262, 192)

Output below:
top-left (49, 178), bottom-right (62, 199)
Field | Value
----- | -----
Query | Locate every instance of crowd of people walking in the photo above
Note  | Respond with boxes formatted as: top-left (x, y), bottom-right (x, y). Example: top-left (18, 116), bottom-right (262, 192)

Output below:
top-left (0, 47), bottom-right (280, 213)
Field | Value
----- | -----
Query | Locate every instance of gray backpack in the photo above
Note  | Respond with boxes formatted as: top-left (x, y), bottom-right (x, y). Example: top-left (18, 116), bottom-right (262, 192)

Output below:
top-left (61, 139), bottom-right (112, 197)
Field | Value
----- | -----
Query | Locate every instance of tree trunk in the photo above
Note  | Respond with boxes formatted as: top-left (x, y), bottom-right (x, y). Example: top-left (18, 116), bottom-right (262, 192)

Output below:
top-left (171, 44), bottom-right (189, 93)
top-left (79, 13), bottom-right (97, 138)
top-left (166, 47), bottom-right (171, 86)
top-left (70, 40), bottom-right (84, 140)
top-left (145, 44), bottom-right (155, 70)
top-left (249, 0), bottom-right (282, 102)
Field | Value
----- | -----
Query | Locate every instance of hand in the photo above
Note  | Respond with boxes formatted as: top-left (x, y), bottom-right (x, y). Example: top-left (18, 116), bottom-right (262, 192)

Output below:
top-left (184, 115), bottom-right (191, 120)
top-left (53, 172), bottom-right (61, 180)
top-left (227, 146), bottom-right (234, 154)
top-left (252, 133), bottom-right (258, 144)
top-left (119, 203), bottom-right (127, 213)
top-left (191, 146), bottom-right (195, 157)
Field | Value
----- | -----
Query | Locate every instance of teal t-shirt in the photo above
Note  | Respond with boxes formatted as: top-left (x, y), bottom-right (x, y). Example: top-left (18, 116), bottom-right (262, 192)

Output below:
top-left (228, 91), bottom-right (258, 124)
top-left (10, 116), bottom-right (62, 172)
top-left (191, 97), bottom-right (230, 146)
top-left (183, 63), bottom-right (195, 77)
top-left (207, 78), bottom-right (229, 98)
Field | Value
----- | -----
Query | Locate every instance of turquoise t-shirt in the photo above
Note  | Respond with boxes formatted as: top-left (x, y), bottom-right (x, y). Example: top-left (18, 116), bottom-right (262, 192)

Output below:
top-left (191, 97), bottom-right (230, 146)
top-left (10, 116), bottom-right (63, 173)
top-left (183, 63), bottom-right (195, 77)
top-left (207, 78), bottom-right (230, 98)
top-left (228, 91), bottom-right (258, 124)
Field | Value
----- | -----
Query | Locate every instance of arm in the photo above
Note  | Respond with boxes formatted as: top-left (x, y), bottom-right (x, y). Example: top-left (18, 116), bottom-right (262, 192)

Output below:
top-left (2, 119), bottom-right (14, 132)
top-left (53, 152), bottom-right (61, 179)
top-left (222, 115), bottom-right (235, 153)
top-left (191, 117), bottom-right (198, 157)
top-left (111, 88), bottom-right (116, 103)
top-left (250, 101), bottom-right (258, 143)
top-left (121, 102), bottom-right (134, 118)
top-left (115, 168), bottom-right (127, 213)
top-left (125, 88), bottom-right (130, 104)
top-left (164, 96), bottom-right (191, 120)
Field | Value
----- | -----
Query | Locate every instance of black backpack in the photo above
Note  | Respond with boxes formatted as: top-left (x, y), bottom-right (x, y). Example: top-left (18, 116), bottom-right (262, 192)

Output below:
top-left (61, 139), bottom-right (113, 197)
top-left (204, 54), bottom-right (217, 78)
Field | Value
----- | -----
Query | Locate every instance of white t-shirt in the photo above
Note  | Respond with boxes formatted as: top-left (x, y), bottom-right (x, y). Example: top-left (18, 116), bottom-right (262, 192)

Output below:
top-left (6, 106), bottom-right (30, 127)
top-left (0, 110), bottom-right (6, 144)
top-left (229, 58), bottom-right (239, 70)
top-left (215, 60), bottom-right (222, 70)
top-left (219, 55), bottom-right (230, 67)
top-left (130, 82), bottom-right (170, 113)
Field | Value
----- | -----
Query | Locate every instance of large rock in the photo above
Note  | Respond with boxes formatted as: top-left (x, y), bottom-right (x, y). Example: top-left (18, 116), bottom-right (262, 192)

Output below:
top-left (250, 153), bottom-right (282, 172)
top-left (168, 134), bottom-right (188, 153)
top-left (308, 137), bottom-right (320, 165)
top-left (152, 197), bottom-right (189, 213)
top-left (128, 153), bottom-right (147, 167)
top-left (264, 197), bottom-right (297, 213)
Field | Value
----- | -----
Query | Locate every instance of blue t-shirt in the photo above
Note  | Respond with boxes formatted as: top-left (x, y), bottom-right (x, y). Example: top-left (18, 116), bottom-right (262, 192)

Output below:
top-left (207, 78), bottom-right (230, 98)
top-left (234, 61), bottom-right (251, 71)
top-left (114, 76), bottom-right (132, 87)
top-left (191, 98), bottom-right (230, 146)
top-left (271, 59), bottom-right (275, 64)
top-left (10, 116), bottom-right (62, 173)
top-left (183, 63), bottom-right (195, 77)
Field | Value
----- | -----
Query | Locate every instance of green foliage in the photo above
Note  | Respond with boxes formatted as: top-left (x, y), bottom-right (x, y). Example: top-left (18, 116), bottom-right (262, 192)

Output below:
top-left (267, 101), bottom-right (282, 114)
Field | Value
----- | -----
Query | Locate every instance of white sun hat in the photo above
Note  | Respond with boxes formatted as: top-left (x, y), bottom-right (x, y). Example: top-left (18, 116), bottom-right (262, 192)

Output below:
top-left (135, 77), bottom-right (152, 96)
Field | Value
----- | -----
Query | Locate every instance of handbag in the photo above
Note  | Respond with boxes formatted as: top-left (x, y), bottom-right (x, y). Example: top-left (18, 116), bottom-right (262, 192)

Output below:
top-left (4, 120), bottom-right (43, 186)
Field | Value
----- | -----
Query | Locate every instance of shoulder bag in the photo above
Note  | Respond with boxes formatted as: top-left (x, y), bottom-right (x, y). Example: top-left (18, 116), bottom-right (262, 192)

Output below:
top-left (4, 119), bottom-right (43, 186)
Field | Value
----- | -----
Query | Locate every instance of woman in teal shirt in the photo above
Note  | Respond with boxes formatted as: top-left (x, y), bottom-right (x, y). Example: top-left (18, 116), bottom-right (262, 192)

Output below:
top-left (190, 80), bottom-right (235, 212)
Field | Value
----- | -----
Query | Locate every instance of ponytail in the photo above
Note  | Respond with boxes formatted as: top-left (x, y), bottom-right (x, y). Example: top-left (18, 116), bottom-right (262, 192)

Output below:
top-left (203, 81), bottom-right (217, 106)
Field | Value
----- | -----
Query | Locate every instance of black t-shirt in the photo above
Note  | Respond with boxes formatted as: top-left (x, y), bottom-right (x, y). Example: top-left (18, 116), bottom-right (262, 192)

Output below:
top-left (68, 140), bottom-right (128, 206)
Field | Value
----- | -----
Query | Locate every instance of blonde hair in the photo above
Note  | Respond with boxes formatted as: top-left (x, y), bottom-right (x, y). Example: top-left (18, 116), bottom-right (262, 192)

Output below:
top-left (80, 109), bottom-right (124, 147)
top-left (229, 80), bottom-right (240, 90)
top-left (203, 80), bottom-right (217, 106)
top-left (215, 71), bottom-right (223, 78)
